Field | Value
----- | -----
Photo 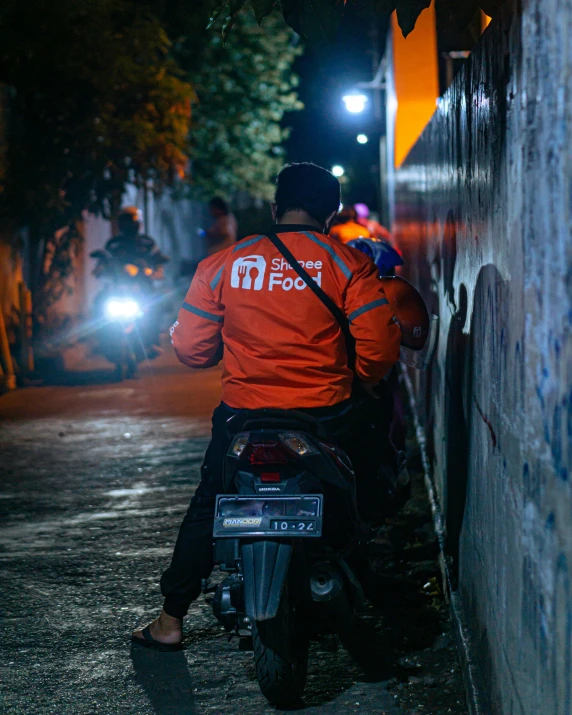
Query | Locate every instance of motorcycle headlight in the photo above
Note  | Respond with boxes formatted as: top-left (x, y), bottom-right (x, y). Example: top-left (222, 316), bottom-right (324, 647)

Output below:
top-left (122, 299), bottom-right (140, 318)
top-left (104, 298), bottom-right (141, 320)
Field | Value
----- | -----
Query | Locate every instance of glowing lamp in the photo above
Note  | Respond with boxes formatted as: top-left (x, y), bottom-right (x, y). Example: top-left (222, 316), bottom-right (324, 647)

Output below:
top-left (342, 93), bottom-right (368, 114)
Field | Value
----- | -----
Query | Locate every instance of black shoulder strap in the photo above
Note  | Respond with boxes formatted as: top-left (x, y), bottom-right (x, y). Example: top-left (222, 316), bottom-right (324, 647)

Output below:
top-left (265, 229), bottom-right (356, 372)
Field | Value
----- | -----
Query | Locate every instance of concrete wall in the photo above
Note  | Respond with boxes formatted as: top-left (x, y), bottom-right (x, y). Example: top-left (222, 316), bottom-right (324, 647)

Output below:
top-left (0, 234), bottom-right (24, 332)
top-left (392, 2), bottom-right (572, 713)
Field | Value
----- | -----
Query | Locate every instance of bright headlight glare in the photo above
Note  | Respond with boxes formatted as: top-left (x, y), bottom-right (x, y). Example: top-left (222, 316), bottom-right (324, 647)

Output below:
top-left (229, 433), bottom-right (250, 457)
top-left (105, 299), bottom-right (124, 318)
top-left (104, 298), bottom-right (140, 320)
top-left (123, 300), bottom-right (139, 318)
top-left (279, 432), bottom-right (319, 456)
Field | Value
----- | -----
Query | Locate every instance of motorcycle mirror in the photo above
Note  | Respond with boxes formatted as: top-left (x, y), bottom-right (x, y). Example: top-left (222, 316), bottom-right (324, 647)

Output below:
top-left (399, 315), bottom-right (439, 370)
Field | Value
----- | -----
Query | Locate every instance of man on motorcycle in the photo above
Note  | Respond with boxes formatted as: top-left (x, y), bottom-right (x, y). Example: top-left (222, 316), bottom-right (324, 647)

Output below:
top-left (105, 207), bottom-right (168, 273)
top-left (103, 207), bottom-right (169, 356)
top-left (132, 162), bottom-right (401, 650)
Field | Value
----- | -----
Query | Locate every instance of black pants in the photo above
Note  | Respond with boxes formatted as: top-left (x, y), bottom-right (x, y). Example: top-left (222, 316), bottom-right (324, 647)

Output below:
top-left (160, 391), bottom-right (393, 619)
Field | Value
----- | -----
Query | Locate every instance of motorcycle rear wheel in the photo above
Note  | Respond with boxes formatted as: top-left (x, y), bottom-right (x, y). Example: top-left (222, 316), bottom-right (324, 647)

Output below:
top-left (251, 584), bottom-right (308, 707)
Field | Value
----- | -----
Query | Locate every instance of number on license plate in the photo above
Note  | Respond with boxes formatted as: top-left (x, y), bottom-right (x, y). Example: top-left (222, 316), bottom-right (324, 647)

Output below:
top-left (270, 519), bottom-right (316, 532)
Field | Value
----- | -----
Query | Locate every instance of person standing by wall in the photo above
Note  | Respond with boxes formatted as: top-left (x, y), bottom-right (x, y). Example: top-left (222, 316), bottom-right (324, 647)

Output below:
top-left (204, 197), bottom-right (237, 256)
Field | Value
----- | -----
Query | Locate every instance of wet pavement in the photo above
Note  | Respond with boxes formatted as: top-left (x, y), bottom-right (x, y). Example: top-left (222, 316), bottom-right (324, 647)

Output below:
top-left (0, 351), bottom-right (467, 714)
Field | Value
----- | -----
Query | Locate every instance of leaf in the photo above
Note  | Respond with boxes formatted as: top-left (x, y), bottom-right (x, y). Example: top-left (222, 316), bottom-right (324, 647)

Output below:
top-left (282, 0), bottom-right (344, 44)
top-left (395, 0), bottom-right (431, 37)
top-left (372, 0), bottom-right (397, 13)
top-left (207, 1), bottom-right (230, 29)
top-left (251, 0), bottom-right (276, 24)
top-left (437, 0), bottom-right (480, 33)
top-left (478, 0), bottom-right (504, 16)
top-left (222, 0), bottom-right (249, 39)
top-left (281, 0), bottom-right (303, 36)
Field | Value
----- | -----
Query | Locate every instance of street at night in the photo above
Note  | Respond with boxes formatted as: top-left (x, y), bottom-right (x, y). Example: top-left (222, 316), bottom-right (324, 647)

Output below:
top-left (1, 0), bottom-right (571, 713)
top-left (0, 352), bottom-right (467, 714)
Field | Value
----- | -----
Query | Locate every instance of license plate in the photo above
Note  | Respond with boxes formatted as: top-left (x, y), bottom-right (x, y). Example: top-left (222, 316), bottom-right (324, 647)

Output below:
top-left (213, 495), bottom-right (323, 538)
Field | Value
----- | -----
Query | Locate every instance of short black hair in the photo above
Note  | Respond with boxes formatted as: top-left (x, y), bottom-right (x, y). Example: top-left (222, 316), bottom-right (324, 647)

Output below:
top-left (209, 197), bottom-right (229, 213)
top-left (275, 163), bottom-right (341, 224)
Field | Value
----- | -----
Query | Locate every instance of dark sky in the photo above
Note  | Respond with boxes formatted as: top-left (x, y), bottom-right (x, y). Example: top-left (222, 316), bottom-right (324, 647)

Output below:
top-left (284, 7), bottom-right (389, 213)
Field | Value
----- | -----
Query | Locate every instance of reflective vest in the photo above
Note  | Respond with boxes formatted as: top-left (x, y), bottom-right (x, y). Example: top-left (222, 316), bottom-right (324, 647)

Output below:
top-left (171, 226), bottom-right (401, 409)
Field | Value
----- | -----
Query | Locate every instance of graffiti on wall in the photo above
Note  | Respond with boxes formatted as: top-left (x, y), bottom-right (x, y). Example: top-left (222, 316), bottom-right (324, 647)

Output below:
top-left (392, 1), bottom-right (572, 713)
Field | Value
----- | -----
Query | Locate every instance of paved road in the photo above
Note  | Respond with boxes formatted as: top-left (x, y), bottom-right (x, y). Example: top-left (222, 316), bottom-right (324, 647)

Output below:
top-left (0, 351), bottom-right (465, 714)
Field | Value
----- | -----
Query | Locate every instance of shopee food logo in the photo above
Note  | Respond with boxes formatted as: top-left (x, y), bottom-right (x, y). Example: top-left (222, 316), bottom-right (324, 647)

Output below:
top-left (231, 255), bottom-right (266, 290)
top-left (230, 255), bottom-right (321, 291)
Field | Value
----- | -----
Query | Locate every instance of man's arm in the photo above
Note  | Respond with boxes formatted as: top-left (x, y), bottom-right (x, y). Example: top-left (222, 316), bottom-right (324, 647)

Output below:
top-left (344, 257), bottom-right (401, 383)
top-left (170, 263), bottom-right (223, 369)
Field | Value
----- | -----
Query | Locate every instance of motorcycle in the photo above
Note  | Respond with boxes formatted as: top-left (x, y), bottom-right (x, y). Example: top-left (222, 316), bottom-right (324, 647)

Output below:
top-left (89, 250), bottom-right (159, 380)
top-left (205, 408), bottom-right (366, 707)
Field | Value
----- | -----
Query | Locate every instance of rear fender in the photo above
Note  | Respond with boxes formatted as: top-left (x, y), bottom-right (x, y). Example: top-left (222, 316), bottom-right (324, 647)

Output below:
top-left (241, 540), bottom-right (292, 621)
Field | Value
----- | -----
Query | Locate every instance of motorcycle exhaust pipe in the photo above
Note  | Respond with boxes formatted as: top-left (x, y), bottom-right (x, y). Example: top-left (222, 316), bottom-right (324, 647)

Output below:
top-left (310, 562), bottom-right (344, 602)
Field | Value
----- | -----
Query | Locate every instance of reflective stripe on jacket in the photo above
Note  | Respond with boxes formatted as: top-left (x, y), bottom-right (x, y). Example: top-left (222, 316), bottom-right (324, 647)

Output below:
top-left (171, 227), bottom-right (401, 409)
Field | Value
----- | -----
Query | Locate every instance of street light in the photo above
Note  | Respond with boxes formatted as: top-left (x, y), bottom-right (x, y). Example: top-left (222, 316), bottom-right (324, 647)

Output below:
top-left (342, 93), bottom-right (368, 114)
top-left (332, 165), bottom-right (345, 178)
top-left (357, 134), bottom-right (369, 144)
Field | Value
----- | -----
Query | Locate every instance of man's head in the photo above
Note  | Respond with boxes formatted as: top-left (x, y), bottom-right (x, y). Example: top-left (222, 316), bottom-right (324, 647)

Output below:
top-left (117, 207), bottom-right (141, 237)
top-left (273, 163), bottom-right (341, 230)
top-left (335, 206), bottom-right (358, 225)
top-left (209, 197), bottom-right (229, 218)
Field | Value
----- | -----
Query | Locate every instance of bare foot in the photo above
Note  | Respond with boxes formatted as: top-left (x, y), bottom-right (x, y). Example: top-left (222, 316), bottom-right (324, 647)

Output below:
top-left (132, 609), bottom-right (183, 645)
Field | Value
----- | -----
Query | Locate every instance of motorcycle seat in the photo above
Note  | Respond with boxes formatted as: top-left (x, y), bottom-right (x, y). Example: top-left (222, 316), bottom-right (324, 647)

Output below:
top-left (225, 408), bottom-right (321, 435)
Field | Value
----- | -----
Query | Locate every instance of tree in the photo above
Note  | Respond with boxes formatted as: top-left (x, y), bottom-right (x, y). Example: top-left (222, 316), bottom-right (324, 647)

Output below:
top-left (0, 0), bottom-right (193, 327)
top-left (0, 0), bottom-right (303, 333)
top-left (209, 0), bottom-right (508, 40)
top-left (187, 9), bottom-right (303, 200)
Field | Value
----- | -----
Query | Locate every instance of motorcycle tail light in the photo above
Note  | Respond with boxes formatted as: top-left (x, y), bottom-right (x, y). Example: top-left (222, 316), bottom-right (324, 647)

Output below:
top-left (246, 443), bottom-right (289, 465)
top-left (279, 432), bottom-right (319, 456)
top-left (260, 472), bottom-right (281, 483)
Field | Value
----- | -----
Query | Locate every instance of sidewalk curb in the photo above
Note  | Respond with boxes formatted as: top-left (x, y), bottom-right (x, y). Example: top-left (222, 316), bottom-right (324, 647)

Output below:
top-left (401, 367), bottom-right (484, 715)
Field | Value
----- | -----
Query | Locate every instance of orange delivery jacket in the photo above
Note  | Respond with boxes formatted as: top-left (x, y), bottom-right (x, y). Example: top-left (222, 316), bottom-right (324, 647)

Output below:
top-left (329, 220), bottom-right (372, 245)
top-left (171, 226), bottom-right (401, 410)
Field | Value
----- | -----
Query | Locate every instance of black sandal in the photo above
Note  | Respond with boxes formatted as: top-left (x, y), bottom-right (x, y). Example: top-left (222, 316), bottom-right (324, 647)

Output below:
top-left (130, 625), bottom-right (183, 652)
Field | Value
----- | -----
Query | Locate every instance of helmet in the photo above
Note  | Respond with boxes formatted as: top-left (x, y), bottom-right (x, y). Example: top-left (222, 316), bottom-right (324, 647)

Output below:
top-left (119, 206), bottom-right (141, 221)
top-left (117, 206), bottom-right (141, 232)
top-left (336, 206), bottom-right (358, 223)
top-left (347, 238), bottom-right (404, 276)
top-left (380, 276), bottom-right (430, 350)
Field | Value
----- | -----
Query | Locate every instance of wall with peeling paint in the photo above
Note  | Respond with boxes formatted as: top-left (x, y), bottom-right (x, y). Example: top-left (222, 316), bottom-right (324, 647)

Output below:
top-left (392, 1), bottom-right (572, 713)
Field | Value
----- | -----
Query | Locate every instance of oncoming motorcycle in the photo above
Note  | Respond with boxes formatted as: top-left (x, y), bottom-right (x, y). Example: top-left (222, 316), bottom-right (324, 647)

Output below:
top-left (90, 251), bottom-right (160, 380)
